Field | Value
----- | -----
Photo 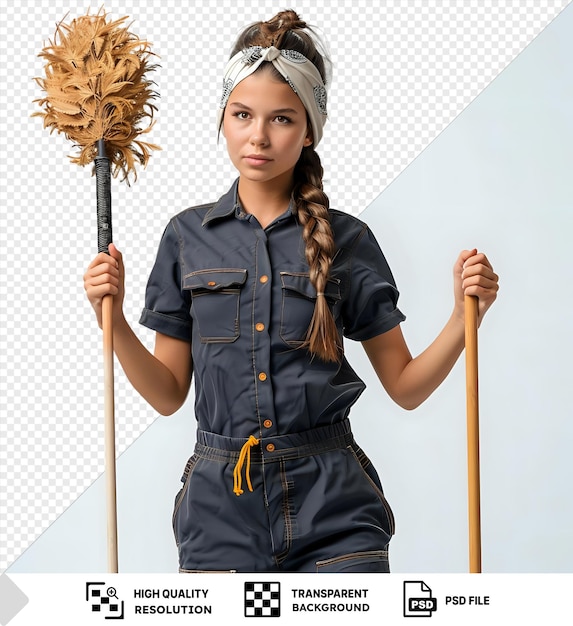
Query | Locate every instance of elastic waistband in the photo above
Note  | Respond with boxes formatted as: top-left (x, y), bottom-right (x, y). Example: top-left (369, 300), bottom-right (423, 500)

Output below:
top-left (194, 418), bottom-right (354, 465)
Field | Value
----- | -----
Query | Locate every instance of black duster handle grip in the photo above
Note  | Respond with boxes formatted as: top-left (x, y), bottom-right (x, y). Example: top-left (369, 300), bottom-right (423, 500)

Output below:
top-left (95, 139), bottom-right (113, 253)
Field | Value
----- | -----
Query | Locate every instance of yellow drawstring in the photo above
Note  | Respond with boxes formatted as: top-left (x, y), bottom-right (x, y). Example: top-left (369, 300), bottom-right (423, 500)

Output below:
top-left (233, 435), bottom-right (260, 496)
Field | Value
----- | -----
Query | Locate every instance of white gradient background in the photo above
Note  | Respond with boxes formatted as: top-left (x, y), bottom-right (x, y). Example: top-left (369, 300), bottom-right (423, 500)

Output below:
top-left (1, 1), bottom-right (572, 573)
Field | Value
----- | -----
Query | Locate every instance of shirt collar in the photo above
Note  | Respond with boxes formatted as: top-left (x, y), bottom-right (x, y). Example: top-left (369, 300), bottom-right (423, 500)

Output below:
top-left (202, 178), bottom-right (296, 227)
top-left (202, 179), bottom-right (240, 226)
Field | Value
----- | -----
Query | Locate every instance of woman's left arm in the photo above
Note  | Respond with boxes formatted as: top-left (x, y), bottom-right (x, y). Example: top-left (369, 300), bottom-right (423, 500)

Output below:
top-left (362, 249), bottom-right (499, 410)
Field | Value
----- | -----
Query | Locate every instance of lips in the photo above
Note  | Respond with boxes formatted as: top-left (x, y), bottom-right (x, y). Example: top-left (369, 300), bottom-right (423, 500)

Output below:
top-left (244, 154), bottom-right (272, 166)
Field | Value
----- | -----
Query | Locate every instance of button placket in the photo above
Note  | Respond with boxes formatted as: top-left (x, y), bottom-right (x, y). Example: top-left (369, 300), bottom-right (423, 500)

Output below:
top-left (252, 232), bottom-right (277, 449)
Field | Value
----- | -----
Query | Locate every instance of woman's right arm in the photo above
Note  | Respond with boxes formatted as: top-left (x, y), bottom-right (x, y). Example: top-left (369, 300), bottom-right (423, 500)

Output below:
top-left (83, 243), bottom-right (192, 416)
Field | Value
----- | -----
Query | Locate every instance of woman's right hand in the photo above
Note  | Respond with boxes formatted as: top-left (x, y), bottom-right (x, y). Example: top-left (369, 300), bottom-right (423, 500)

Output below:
top-left (83, 243), bottom-right (125, 329)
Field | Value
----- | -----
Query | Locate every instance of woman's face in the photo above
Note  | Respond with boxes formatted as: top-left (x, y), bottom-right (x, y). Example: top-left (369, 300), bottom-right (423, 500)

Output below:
top-left (222, 70), bottom-right (313, 191)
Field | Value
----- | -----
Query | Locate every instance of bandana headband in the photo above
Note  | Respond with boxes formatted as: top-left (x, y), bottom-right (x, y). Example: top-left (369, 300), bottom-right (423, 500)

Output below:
top-left (217, 46), bottom-right (328, 146)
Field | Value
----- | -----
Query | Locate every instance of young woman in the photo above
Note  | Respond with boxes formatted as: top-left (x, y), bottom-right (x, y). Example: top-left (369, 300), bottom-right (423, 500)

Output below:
top-left (84, 10), bottom-right (499, 573)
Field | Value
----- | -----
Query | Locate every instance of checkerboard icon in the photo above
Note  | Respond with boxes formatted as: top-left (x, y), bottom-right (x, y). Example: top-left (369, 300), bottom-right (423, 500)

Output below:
top-left (244, 582), bottom-right (281, 617)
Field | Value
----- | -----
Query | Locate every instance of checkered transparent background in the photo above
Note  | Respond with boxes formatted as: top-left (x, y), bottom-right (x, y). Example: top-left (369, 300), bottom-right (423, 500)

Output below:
top-left (1, 0), bottom-right (570, 572)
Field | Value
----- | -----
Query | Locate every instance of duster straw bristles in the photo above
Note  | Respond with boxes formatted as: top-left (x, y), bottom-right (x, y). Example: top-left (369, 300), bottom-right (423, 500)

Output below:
top-left (33, 8), bottom-right (160, 183)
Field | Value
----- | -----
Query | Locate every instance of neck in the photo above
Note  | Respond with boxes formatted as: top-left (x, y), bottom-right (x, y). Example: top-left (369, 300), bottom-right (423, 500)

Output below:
top-left (237, 176), bottom-right (293, 228)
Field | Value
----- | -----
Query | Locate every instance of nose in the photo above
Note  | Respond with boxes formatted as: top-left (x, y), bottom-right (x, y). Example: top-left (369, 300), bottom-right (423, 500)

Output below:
top-left (250, 120), bottom-right (269, 146)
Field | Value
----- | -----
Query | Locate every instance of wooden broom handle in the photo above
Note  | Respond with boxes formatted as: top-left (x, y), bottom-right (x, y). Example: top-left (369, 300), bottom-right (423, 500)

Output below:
top-left (465, 294), bottom-right (481, 573)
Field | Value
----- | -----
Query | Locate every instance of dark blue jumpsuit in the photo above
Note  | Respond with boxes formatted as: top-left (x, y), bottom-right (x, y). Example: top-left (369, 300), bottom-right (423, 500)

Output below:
top-left (140, 179), bottom-right (406, 572)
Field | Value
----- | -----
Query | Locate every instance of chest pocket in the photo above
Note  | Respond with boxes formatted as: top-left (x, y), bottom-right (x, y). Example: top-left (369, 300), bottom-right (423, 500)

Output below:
top-left (280, 272), bottom-right (341, 347)
top-left (184, 268), bottom-right (247, 343)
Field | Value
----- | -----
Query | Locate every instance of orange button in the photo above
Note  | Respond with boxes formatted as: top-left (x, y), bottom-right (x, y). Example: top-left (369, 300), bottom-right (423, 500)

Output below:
top-left (266, 443), bottom-right (275, 452)
top-left (207, 281), bottom-right (216, 286)
top-left (259, 275), bottom-right (269, 283)
top-left (258, 372), bottom-right (267, 382)
top-left (255, 322), bottom-right (265, 332)
top-left (263, 419), bottom-right (272, 428)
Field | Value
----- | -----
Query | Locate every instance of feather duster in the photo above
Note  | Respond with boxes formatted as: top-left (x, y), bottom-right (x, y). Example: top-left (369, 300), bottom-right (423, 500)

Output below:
top-left (33, 9), bottom-right (160, 183)
top-left (32, 9), bottom-right (161, 573)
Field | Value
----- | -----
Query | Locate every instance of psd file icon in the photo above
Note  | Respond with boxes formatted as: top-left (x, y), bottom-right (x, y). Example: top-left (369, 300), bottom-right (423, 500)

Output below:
top-left (403, 581), bottom-right (437, 617)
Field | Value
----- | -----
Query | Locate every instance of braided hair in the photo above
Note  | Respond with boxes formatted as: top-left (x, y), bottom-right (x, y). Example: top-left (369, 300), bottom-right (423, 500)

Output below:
top-left (230, 10), bottom-right (341, 362)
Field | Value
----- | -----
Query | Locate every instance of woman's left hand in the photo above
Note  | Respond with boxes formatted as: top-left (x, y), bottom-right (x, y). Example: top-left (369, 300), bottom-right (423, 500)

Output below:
top-left (454, 249), bottom-right (499, 325)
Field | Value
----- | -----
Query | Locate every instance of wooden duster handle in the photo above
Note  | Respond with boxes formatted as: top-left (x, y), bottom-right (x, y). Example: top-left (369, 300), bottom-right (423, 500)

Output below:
top-left (464, 294), bottom-right (481, 573)
top-left (95, 139), bottom-right (118, 572)
top-left (102, 295), bottom-right (118, 572)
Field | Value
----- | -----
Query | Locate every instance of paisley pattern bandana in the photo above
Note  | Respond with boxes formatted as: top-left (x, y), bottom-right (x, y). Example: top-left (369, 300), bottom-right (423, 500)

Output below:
top-left (217, 46), bottom-right (328, 146)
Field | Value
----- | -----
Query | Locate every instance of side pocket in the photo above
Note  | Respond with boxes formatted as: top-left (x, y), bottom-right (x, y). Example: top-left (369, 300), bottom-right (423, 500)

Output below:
top-left (316, 549), bottom-right (389, 573)
top-left (348, 444), bottom-right (396, 536)
top-left (172, 454), bottom-right (199, 549)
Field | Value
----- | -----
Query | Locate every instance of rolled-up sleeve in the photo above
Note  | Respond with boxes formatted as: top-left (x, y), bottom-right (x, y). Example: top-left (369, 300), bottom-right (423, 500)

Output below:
top-left (139, 220), bottom-right (192, 342)
top-left (342, 226), bottom-right (406, 341)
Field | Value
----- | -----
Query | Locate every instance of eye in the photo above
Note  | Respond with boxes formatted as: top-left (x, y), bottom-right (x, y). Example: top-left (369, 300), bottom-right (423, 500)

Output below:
top-left (232, 111), bottom-right (250, 120)
top-left (274, 115), bottom-right (292, 124)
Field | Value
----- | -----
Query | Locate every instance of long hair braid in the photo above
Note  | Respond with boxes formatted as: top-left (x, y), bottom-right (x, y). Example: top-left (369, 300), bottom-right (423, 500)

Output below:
top-left (293, 147), bottom-right (341, 362)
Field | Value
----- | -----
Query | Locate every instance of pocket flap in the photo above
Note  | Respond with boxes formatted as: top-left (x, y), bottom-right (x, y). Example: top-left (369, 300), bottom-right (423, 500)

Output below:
top-left (184, 268), bottom-right (247, 291)
top-left (280, 272), bottom-right (341, 301)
